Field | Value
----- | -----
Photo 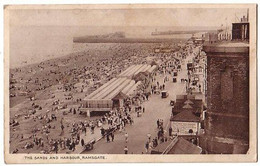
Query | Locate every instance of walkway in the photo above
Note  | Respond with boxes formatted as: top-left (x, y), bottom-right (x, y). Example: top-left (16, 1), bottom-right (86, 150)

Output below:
top-left (81, 62), bottom-right (188, 154)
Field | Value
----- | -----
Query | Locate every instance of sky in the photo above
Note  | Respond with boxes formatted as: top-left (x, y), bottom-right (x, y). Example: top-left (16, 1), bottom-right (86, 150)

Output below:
top-left (10, 8), bottom-right (248, 27)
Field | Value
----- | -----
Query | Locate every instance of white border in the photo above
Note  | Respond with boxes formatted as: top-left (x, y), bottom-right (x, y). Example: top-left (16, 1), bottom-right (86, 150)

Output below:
top-left (0, 0), bottom-right (259, 166)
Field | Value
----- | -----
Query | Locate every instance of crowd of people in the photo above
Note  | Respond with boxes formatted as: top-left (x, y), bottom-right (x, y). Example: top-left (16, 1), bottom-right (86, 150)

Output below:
top-left (9, 43), bottom-right (159, 153)
top-left (181, 45), bottom-right (206, 95)
top-left (9, 41), bottom-right (202, 154)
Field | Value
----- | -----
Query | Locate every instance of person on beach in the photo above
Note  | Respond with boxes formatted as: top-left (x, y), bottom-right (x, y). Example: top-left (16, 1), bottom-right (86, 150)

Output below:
top-left (124, 146), bottom-right (128, 154)
top-left (147, 133), bottom-right (151, 142)
top-left (145, 141), bottom-right (149, 153)
top-left (157, 119), bottom-right (160, 128)
top-left (81, 139), bottom-right (84, 146)
top-left (169, 126), bottom-right (173, 137)
top-left (111, 132), bottom-right (114, 142)
top-left (125, 132), bottom-right (128, 143)
top-left (106, 134), bottom-right (110, 143)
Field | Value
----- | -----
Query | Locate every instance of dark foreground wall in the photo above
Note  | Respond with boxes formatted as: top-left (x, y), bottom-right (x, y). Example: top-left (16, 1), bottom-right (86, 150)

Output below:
top-left (201, 43), bottom-right (249, 154)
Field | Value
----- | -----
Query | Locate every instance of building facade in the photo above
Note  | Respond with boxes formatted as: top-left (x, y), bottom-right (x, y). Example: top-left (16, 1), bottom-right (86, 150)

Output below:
top-left (202, 42), bottom-right (249, 154)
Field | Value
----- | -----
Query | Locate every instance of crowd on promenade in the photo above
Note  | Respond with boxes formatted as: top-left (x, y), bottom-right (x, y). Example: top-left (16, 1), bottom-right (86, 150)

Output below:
top-left (9, 42), bottom-right (203, 154)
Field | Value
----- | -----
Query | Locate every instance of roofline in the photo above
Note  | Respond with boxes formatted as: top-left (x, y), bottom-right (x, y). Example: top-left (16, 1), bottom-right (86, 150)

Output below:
top-left (170, 119), bottom-right (200, 122)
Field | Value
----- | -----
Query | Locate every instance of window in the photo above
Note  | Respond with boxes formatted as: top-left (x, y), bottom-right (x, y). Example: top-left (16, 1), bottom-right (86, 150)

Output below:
top-left (221, 67), bottom-right (234, 101)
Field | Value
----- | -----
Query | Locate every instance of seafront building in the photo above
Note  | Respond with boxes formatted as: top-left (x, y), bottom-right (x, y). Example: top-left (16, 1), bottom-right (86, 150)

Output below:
top-left (82, 64), bottom-right (157, 116)
top-left (201, 15), bottom-right (249, 154)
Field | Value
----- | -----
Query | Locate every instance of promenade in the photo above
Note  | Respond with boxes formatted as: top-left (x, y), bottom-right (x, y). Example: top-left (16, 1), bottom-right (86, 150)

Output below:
top-left (81, 60), bottom-right (188, 154)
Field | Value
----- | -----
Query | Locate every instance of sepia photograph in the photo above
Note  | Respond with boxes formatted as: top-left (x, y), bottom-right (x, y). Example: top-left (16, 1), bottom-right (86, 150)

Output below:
top-left (3, 4), bottom-right (257, 163)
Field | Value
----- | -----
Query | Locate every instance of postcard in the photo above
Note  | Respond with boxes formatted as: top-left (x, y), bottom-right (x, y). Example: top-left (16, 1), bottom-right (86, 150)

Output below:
top-left (4, 4), bottom-right (257, 163)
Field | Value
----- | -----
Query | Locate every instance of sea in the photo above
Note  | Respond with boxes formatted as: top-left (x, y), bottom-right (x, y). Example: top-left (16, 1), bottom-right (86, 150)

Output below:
top-left (9, 25), bottom-right (215, 68)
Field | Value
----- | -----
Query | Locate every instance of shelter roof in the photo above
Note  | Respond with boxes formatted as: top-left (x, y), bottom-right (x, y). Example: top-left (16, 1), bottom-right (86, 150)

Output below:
top-left (171, 110), bottom-right (200, 122)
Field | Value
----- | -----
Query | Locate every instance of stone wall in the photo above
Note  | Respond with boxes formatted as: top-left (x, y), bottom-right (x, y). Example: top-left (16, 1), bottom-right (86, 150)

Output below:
top-left (203, 51), bottom-right (249, 154)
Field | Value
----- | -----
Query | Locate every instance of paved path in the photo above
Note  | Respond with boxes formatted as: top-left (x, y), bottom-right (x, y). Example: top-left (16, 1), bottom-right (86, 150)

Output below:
top-left (73, 124), bottom-right (109, 154)
top-left (81, 62), bottom-right (188, 154)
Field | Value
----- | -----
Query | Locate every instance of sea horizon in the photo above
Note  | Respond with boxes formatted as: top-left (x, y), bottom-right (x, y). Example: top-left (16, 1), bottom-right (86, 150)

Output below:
top-left (9, 25), bottom-right (219, 68)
